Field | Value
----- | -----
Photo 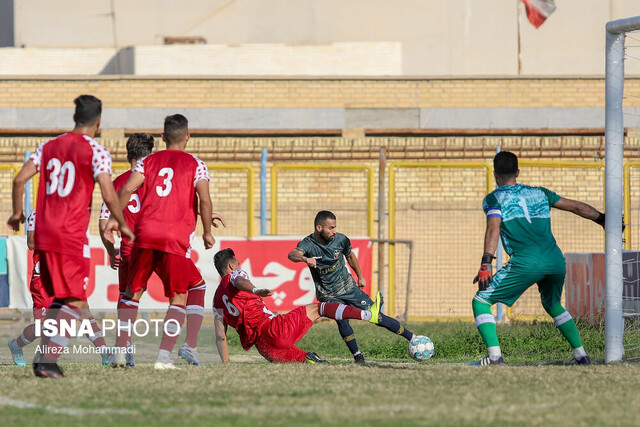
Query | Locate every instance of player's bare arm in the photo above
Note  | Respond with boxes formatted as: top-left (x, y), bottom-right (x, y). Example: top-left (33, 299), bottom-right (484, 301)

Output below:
top-left (346, 251), bottom-right (366, 288)
top-left (213, 309), bottom-right (229, 364)
top-left (99, 173), bottom-right (134, 244)
top-left (27, 228), bottom-right (35, 251)
top-left (98, 218), bottom-right (120, 270)
top-left (232, 275), bottom-right (274, 297)
top-left (195, 179), bottom-right (215, 249)
top-left (8, 160), bottom-right (37, 231)
top-left (552, 197), bottom-right (604, 225)
top-left (482, 216), bottom-right (501, 256)
top-left (288, 248), bottom-right (316, 268)
top-left (473, 216), bottom-right (501, 290)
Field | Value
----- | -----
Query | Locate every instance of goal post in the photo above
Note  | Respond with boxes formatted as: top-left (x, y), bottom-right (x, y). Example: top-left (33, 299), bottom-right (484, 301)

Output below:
top-left (605, 16), bottom-right (640, 363)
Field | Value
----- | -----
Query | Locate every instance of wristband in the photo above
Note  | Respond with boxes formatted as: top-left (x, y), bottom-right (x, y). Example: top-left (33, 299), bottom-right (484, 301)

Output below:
top-left (594, 213), bottom-right (605, 227)
top-left (252, 288), bottom-right (258, 294)
top-left (481, 253), bottom-right (494, 265)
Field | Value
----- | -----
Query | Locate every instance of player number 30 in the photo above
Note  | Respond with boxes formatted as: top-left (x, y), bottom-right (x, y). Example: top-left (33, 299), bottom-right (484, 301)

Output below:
top-left (45, 158), bottom-right (75, 197)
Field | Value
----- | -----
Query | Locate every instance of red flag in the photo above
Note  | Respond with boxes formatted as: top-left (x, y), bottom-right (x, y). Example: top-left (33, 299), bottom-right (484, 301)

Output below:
top-left (520, 0), bottom-right (556, 29)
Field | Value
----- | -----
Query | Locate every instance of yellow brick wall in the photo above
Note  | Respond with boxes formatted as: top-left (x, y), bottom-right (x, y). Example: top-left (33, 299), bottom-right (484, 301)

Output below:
top-left (0, 77), bottom-right (638, 109)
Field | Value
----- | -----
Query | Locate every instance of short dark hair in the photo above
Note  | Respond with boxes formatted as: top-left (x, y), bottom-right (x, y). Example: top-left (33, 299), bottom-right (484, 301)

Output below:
top-left (214, 248), bottom-right (236, 277)
top-left (314, 210), bottom-right (336, 227)
top-left (163, 114), bottom-right (189, 144)
top-left (494, 151), bottom-right (518, 178)
top-left (73, 95), bottom-right (102, 126)
top-left (126, 133), bottom-right (155, 163)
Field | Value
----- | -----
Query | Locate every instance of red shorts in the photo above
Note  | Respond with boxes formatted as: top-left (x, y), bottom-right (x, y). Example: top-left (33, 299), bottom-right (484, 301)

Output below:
top-left (128, 247), bottom-right (203, 297)
top-left (118, 254), bottom-right (130, 294)
top-left (30, 252), bottom-right (54, 311)
top-left (254, 306), bottom-right (313, 363)
top-left (39, 251), bottom-right (90, 301)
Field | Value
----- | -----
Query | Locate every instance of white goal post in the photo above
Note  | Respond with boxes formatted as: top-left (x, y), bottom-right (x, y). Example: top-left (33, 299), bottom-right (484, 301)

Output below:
top-left (605, 16), bottom-right (640, 363)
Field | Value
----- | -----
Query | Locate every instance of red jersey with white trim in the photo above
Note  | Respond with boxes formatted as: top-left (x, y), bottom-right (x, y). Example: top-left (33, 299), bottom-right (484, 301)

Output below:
top-left (133, 150), bottom-right (209, 257)
top-left (213, 269), bottom-right (275, 351)
top-left (99, 169), bottom-right (143, 257)
top-left (30, 133), bottom-right (111, 256)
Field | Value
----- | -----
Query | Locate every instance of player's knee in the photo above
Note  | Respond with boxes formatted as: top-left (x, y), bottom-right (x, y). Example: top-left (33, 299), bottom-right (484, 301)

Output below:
top-left (170, 292), bottom-right (187, 306)
top-left (305, 304), bottom-right (320, 321)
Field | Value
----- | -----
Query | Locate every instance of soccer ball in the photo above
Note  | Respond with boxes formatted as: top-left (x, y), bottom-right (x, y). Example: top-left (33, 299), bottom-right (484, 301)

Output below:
top-left (408, 335), bottom-right (435, 361)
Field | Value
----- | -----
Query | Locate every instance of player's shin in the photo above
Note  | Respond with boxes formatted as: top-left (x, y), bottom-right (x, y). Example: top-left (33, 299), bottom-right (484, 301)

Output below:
top-left (115, 298), bottom-right (139, 349)
top-left (185, 284), bottom-right (206, 349)
top-left (472, 298), bottom-right (501, 359)
top-left (374, 314), bottom-right (415, 341)
top-left (16, 324), bottom-right (36, 348)
top-left (157, 304), bottom-right (186, 363)
top-left (336, 319), bottom-right (361, 357)
top-left (318, 302), bottom-right (371, 321)
top-left (86, 316), bottom-right (107, 348)
top-left (38, 302), bottom-right (82, 363)
top-left (546, 304), bottom-right (587, 359)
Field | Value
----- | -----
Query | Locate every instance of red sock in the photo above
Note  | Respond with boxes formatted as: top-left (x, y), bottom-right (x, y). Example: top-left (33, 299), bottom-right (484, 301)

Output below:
top-left (159, 304), bottom-right (186, 353)
top-left (41, 303), bottom-right (82, 362)
top-left (16, 324), bottom-right (36, 348)
top-left (115, 298), bottom-right (139, 348)
top-left (319, 302), bottom-right (365, 321)
top-left (185, 285), bottom-right (206, 348)
top-left (86, 316), bottom-right (107, 348)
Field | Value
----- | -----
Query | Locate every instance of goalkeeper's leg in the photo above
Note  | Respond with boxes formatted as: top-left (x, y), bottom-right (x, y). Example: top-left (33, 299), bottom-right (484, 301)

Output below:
top-left (539, 274), bottom-right (589, 364)
top-left (472, 297), bottom-right (502, 363)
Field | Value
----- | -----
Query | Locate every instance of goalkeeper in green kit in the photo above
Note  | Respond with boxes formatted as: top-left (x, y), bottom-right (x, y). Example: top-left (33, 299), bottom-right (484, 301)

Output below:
top-left (471, 151), bottom-right (608, 366)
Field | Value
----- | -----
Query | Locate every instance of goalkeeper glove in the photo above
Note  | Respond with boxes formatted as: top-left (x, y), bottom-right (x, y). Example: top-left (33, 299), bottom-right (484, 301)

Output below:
top-left (594, 213), bottom-right (626, 232)
top-left (473, 253), bottom-right (494, 291)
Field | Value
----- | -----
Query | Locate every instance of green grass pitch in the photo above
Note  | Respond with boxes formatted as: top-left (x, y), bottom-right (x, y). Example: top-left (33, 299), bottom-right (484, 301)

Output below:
top-left (0, 319), bottom-right (639, 426)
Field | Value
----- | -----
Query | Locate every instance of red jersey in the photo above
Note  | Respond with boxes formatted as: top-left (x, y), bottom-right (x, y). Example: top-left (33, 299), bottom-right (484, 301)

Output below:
top-left (30, 133), bottom-right (111, 256)
top-left (132, 150), bottom-right (209, 257)
top-left (213, 269), bottom-right (276, 350)
top-left (99, 169), bottom-right (143, 257)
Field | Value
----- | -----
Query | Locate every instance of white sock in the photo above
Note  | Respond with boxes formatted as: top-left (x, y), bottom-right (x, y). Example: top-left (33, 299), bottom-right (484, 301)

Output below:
top-left (488, 346), bottom-right (502, 360)
top-left (156, 349), bottom-right (172, 363)
top-left (360, 311), bottom-right (372, 321)
top-left (572, 346), bottom-right (587, 359)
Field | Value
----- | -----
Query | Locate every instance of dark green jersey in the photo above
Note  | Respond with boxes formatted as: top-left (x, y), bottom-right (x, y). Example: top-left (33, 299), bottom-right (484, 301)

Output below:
top-left (483, 183), bottom-right (564, 269)
top-left (296, 232), bottom-right (357, 298)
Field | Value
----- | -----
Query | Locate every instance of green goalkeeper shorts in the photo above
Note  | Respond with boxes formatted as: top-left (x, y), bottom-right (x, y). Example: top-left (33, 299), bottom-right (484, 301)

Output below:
top-left (474, 261), bottom-right (566, 309)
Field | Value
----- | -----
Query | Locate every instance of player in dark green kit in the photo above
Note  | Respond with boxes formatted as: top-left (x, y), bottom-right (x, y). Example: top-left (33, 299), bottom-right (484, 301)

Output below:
top-left (289, 210), bottom-right (416, 364)
top-left (472, 151), bottom-right (607, 366)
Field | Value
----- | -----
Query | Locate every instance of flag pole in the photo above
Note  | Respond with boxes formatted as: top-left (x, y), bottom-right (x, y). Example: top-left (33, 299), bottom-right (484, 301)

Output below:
top-left (517, 0), bottom-right (522, 75)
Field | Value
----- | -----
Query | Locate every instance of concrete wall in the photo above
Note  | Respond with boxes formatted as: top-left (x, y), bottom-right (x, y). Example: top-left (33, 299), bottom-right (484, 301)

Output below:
top-left (1, 77), bottom-right (640, 131)
top-left (2, 0), bottom-right (640, 76)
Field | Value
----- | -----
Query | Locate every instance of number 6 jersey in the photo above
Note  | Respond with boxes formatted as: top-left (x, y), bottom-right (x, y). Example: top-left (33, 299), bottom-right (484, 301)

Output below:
top-left (132, 149), bottom-right (210, 257)
top-left (30, 132), bottom-right (112, 257)
top-left (213, 269), bottom-right (275, 350)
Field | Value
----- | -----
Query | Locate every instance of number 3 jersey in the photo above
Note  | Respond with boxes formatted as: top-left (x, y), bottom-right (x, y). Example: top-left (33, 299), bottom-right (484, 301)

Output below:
top-left (30, 132), bottom-right (112, 256)
top-left (213, 269), bottom-right (274, 350)
top-left (483, 183), bottom-right (564, 268)
top-left (132, 150), bottom-right (209, 257)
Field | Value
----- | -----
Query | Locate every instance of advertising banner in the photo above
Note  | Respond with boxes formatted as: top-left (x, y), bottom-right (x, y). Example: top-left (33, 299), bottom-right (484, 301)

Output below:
top-left (7, 236), bottom-right (372, 312)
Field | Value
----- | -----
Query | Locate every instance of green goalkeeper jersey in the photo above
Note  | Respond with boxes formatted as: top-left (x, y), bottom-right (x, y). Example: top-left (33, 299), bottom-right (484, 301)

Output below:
top-left (483, 183), bottom-right (564, 269)
top-left (295, 232), bottom-right (357, 299)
